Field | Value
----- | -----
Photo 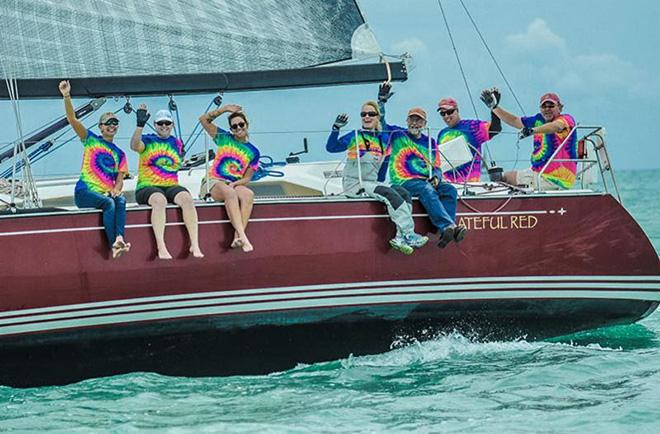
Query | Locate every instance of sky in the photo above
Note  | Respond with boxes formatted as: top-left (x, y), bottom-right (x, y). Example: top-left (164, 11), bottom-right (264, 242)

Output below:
top-left (1, 0), bottom-right (659, 178)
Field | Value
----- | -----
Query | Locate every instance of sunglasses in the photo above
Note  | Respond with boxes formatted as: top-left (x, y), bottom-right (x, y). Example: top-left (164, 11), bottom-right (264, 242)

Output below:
top-left (101, 118), bottom-right (119, 126)
top-left (360, 111), bottom-right (379, 118)
top-left (230, 122), bottom-right (246, 130)
top-left (437, 109), bottom-right (456, 117)
top-left (156, 120), bottom-right (173, 126)
top-left (541, 103), bottom-right (557, 109)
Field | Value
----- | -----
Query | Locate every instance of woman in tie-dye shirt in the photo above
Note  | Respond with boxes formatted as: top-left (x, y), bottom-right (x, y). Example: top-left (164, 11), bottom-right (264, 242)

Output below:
top-left (199, 104), bottom-right (259, 253)
top-left (59, 80), bottom-right (130, 259)
top-left (130, 104), bottom-right (204, 260)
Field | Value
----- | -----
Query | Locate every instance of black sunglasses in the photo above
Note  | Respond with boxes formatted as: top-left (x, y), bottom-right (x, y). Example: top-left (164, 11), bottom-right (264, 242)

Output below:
top-left (360, 111), bottom-right (378, 118)
top-left (230, 122), bottom-right (246, 130)
top-left (541, 103), bottom-right (556, 109)
top-left (101, 118), bottom-right (119, 126)
top-left (437, 109), bottom-right (456, 117)
top-left (156, 120), bottom-right (173, 126)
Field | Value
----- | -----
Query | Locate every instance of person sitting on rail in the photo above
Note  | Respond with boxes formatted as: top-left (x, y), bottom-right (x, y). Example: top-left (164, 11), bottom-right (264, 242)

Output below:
top-left (386, 107), bottom-right (467, 248)
top-left (481, 88), bottom-right (577, 190)
top-left (130, 105), bottom-right (204, 260)
top-left (436, 96), bottom-right (501, 183)
top-left (58, 80), bottom-right (130, 259)
top-left (326, 87), bottom-right (428, 255)
top-left (199, 104), bottom-right (259, 253)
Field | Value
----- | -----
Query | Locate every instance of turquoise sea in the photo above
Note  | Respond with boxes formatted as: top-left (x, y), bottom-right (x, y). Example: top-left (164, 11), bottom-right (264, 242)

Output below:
top-left (1, 170), bottom-right (659, 433)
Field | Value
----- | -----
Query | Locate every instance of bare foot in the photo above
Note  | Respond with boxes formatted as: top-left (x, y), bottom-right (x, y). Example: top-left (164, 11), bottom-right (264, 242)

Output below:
top-left (241, 240), bottom-right (254, 253)
top-left (157, 248), bottom-right (173, 260)
top-left (230, 238), bottom-right (243, 249)
top-left (189, 247), bottom-right (205, 258)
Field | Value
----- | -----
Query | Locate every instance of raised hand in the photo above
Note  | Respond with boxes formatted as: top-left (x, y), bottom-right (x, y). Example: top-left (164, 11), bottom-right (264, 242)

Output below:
top-left (58, 80), bottom-right (71, 97)
top-left (224, 104), bottom-right (243, 113)
top-left (480, 87), bottom-right (499, 110)
top-left (136, 103), bottom-right (150, 127)
top-left (378, 81), bottom-right (393, 103)
top-left (518, 126), bottom-right (534, 140)
top-left (333, 113), bottom-right (349, 130)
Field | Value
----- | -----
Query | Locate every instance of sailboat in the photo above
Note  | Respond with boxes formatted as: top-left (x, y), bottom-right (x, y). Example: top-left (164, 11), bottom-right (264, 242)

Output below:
top-left (0, 0), bottom-right (658, 388)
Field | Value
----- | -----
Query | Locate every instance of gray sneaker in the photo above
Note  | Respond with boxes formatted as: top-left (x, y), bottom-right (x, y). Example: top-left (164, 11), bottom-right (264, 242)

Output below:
top-left (405, 233), bottom-right (429, 249)
top-left (389, 236), bottom-right (414, 255)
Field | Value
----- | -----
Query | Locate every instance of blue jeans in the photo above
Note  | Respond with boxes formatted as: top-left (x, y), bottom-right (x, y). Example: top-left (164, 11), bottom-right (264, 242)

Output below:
top-left (401, 179), bottom-right (457, 232)
top-left (75, 189), bottom-right (126, 245)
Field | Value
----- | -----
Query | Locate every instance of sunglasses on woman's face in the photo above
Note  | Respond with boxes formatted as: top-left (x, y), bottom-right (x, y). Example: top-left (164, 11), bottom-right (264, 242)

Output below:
top-left (156, 120), bottom-right (173, 126)
top-left (102, 118), bottom-right (119, 126)
top-left (230, 122), bottom-right (246, 130)
top-left (360, 111), bottom-right (378, 118)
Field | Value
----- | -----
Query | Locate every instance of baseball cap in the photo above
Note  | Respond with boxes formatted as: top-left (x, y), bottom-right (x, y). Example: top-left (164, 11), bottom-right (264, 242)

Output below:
top-left (437, 98), bottom-right (458, 110)
top-left (539, 92), bottom-right (561, 105)
top-left (154, 109), bottom-right (174, 123)
top-left (407, 107), bottom-right (427, 121)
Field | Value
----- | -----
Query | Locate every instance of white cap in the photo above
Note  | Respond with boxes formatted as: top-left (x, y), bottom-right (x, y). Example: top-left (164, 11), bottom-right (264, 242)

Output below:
top-left (154, 109), bottom-right (173, 123)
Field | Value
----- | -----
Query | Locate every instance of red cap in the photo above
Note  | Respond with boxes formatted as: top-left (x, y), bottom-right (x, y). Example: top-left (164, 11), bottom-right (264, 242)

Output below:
top-left (438, 98), bottom-right (458, 110)
top-left (407, 107), bottom-right (427, 121)
top-left (539, 92), bottom-right (561, 105)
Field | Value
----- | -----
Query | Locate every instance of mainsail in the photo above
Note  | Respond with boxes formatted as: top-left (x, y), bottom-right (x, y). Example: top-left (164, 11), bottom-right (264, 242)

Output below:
top-left (0, 0), bottom-right (406, 98)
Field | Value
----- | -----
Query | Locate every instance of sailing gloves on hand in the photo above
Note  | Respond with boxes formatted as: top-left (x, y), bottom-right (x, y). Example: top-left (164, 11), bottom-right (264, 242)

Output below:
top-left (378, 82), bottom-right (394, 103)
top-left (518, 127), bottom-right (534, 140)
top-left (480, 87), bottom-right (500, 110)
top-left (136, 108), bottom-right (150, 127)
top-left (333, 113), bottom-right (349, 130)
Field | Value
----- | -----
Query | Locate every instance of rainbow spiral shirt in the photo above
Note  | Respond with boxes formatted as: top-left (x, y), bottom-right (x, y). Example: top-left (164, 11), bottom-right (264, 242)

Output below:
top-left (136, 134), bottom-right (183, 189)
top-left (521, 113), bottom-right (577, 189)
top-left (387, 129), bottom-right (440, 185)
top-left (209, 129), bottom-right (260, 182)
top-left (74, 130), bottom-right (128, 194)
top-left (438, 119), bottom-right (491, 183)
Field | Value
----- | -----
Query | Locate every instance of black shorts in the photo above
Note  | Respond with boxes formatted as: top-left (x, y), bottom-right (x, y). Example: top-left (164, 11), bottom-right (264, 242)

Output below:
top-left (136, 185), bottom-right (189, 205)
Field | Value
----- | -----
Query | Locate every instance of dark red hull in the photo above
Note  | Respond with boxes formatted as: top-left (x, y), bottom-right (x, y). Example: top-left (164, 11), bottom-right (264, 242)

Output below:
top-left (1, 193), bottom-right (658, 386)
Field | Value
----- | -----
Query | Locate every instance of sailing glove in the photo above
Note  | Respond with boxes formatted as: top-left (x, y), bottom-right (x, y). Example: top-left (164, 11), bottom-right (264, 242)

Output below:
top-left (518, 127), bottom-right (534, 139)
top-left (378, 82), bottom-right (394, 103)
top-left (136, 108), bottom-right (150, 127)
top-left (333, 113), bottom-right (349, 130)
top-left (480, 87), bottom-right (500, 110)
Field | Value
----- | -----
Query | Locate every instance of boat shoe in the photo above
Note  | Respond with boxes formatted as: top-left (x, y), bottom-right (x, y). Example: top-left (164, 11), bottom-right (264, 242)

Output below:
top-left (389, 236), bottom-right (414, 255)
top-left (453, 225), bottom-right (467, 243)
top-left (437, 225), bottom-right (455, 248)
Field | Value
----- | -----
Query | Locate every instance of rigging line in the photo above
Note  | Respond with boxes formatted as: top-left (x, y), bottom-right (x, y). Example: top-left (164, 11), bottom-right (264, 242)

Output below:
top-left (183, 99), bottom-right (216, 155)
top-left (436, 0), bottom-right (479, 119)
top-left (458, 0), bottom-right (525, 113)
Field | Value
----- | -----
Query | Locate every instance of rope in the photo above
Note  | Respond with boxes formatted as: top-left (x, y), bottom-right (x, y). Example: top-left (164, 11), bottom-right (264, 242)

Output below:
top-left (437, 0), bottom-right (479, 118)
top-left (458, 0), bottom-right (525, 114)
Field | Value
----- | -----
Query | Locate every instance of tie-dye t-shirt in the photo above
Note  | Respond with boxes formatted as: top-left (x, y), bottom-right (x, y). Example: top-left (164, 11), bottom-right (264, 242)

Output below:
top-left (136, 134), bottom-right (183, 189)
top-left (387, 129), bottom-right (440, 185)
top-left (438, 119), bottom-right (490, 183)
top-left (209, 129), bottom-right (260, 182)
top-left (74, 130), bottom-right (128, 194)
top-left (521, 113), bottom-right (577, 189)
top-left (325, 128), bottom-right (391, 181)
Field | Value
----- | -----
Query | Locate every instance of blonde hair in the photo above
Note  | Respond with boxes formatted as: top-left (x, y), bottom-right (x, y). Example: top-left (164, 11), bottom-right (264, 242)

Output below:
top-left (361, 101), bottom-right (382, 131)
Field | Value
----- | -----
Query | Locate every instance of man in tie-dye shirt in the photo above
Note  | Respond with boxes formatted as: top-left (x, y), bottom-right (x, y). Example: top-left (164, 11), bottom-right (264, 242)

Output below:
top-left (483, 89), bottom-right (577, 190)
top-left (199, 103), bottom-right (260, 252)
top-left (59, 80), bottom-right (130, 259)
top-left (387, 107), bottom-right (466, 248)
top-left (130, 105), bottom-right (204, 260)
top-left (436, 97), bottom-right (501, 183)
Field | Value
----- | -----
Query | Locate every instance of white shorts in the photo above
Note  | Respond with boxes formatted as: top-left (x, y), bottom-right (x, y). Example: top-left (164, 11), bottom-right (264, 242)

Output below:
top-left (515, 169), bottom-right (561, 191)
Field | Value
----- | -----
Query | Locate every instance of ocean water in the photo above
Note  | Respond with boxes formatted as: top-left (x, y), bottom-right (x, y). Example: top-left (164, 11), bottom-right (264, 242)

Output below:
top-left (1, 170), bottom-right (659, 433)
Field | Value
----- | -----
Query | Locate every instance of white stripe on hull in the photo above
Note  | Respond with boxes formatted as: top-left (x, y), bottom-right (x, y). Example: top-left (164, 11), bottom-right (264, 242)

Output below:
top-left (0, 276), bottom-right (658, 337)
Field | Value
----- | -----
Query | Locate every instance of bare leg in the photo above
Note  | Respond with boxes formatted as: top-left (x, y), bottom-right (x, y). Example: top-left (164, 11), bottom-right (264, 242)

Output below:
top-left (149, 192), bottom-right (172, 259)
top-left (234, 186), bottom-right (254, 252)
top-left (211, 183), bottom-right (252, 252)
top-left (173, 190), bottom-right (204, 258)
